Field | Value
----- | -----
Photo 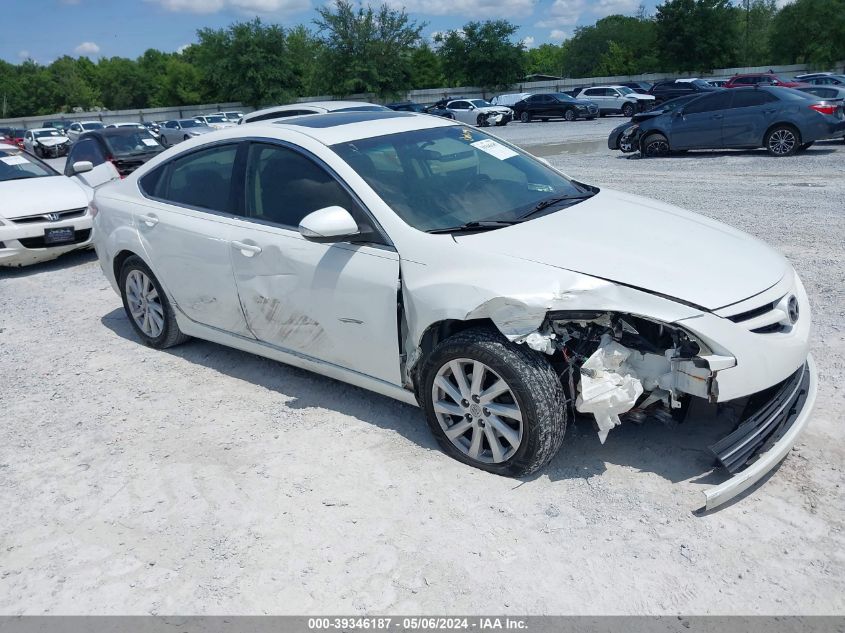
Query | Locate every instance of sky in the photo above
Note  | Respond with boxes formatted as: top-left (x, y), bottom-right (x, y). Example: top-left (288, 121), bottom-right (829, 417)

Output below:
top-left (1, 0), bottom-right (656, 65)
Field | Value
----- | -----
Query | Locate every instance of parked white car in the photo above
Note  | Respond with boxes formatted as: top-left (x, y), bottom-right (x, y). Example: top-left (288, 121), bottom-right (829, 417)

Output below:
top-left (194, 114), bottom-right (236, 130)
top-left (158, 119), bottom-right (214, 147)
top-left (106, 122), bottom-right (147, 130)
top-left (67, 120), bottom-right (105, 143)
top-left (23, 128), bottom-right (71, 158)
top-left (0, 143), bottom-right (92, 267)
top-left (444, 99), bottom-right (513, 126)
top-left (240, 101), bottom-right (389, 125)
top-left (222, 111), bottom-right (245, 123)
top-left (574, 85), bottom-right (655, 117)
top-left (92, 112), bottom-right (816, 511)
top-left (490, 92), bottom-right (532, 107)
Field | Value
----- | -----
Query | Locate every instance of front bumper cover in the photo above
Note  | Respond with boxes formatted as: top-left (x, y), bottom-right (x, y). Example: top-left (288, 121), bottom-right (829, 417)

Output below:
top-left (701, 354), bottom-right (817, 511)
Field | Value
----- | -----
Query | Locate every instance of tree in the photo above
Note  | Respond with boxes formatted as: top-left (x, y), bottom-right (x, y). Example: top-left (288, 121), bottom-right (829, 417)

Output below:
top-left (525, 43), bottom-right (567, 78)
top-left (436, 20), bottom-right (525, 90)
top-left (655, 0), bottom-right (740, 71)
top-left (194, 18), bottom-right (296, 106)
top-left (410, 43), bottom-right (444, 89)
top-left (96, 57), bottom-right (148, 110)
top-left (313, 1), bottom-right (424, 98)
top-left (286, 26), bottom-right (322, 97)
top-left (558, 15), bottom-right (658, 78)
top-left (768, 0), bottom-right (845, 66)
top-left (737, 0), bottom-right (777, 66)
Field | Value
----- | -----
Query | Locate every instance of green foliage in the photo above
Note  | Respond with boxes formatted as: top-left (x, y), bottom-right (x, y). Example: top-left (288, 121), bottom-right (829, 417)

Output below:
top-left (559, 15), bottom-right (658, 77)
top-left (736, 0), bottom-right (777, 66)
top-left (525, 43), bottom-right (567, 77)
top-left (436, 20), bottom-right (525, 90)
top-left (769, 0), bottom-right (845, 66)
top-left (655, 0), bottom-right (740, 71)
top-left (410, 43), bottom-right (444, 89)
top-left (313, 0), bottom-right (424, 98)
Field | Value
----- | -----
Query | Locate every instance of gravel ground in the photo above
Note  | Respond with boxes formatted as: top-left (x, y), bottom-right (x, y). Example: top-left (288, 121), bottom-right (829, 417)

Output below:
top-left (1, 119), bottom-right (844, 615)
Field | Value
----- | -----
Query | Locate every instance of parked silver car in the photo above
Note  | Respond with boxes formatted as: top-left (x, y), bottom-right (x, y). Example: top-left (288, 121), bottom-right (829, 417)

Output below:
top-left (158, 119), bottom-right (214, 147)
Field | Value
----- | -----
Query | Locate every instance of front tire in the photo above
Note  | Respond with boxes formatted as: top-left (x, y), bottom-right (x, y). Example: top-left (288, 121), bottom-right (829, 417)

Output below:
top-left (765, 125), bottom-right (800, 157)
top-left (421, 328), bottom-right (567, 477)
top-left (622, 103), bottom-right (635, 118)
top-left (119, 256), bottom-right (189, 349)
top-left (642, 133), bottom-right (670, 157)
top-left (520, 111), bottom-right (531, 123)
top-left (564, 109), bottom-right (576, 121)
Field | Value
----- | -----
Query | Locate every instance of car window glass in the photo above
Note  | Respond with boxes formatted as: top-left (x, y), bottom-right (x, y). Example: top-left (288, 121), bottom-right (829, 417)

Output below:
top-left (66, 139), bottom-right (106, 173)
top-left (244, 143), bottom-right (359, 229)
top-left (684, 91), bottom-right (731, 114)
top-left (155, 144), bottom-right (239, 212)
top-left (106, 131), bottom-right (162, 155)
top-left (584, 89), bottom-right (599, 96)
top-left (450, 101), bottom-right (468, 110)
top-left (731, 90), bottom-right (778, 108)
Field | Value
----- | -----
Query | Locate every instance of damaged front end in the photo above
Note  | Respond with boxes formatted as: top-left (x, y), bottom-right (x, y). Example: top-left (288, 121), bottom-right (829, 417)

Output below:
top-left (517, 310), bottom-right (734, 443)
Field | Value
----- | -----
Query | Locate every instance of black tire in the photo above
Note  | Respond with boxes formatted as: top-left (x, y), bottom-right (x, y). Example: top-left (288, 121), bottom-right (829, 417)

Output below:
top-left (420, 328), bottom-right (567, 477)
top-left (798, 141), bottom-right (814, 151)
top-left (642, 133), bottom-right (670, 157)
top-left (520, 111), bottom-right (531, 123)
top-left (541, 118), bottom-right (549, 122)
top-left (564, 109), bottom-right (576, 121)
top-left (160, 135), bottom-right (169, 148)
top-left (765, 125), bottom-right (800, 157)
top-left (599, 112), bottom-right (607, 118)
top-left (622, 102), bottom-right (635, 118)
top-left (586, 116), bottom-right (596, 121)
top-left (183, 134), bottom-right (190, 141)
top-left (119, 255), bottom-right (190, 349)
top-left (34, 146), bottom-right (43, 158)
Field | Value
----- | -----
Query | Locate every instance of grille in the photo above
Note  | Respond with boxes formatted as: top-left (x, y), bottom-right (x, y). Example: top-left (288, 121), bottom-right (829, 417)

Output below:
top-left (726, 295), bottom-right (790, 333)
top-left (11, 208), bottom-right (87, 225)
top-left (18, 229), bottom-right (91, 249)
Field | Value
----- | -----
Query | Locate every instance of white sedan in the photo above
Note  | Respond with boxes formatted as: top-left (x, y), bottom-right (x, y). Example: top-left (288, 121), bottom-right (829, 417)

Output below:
top-left (91, 111), bottom-right (816, 511)
top-left (444, 99), bottom-right (513, 126)
top-left (0, 143), bottom-right (92, 267)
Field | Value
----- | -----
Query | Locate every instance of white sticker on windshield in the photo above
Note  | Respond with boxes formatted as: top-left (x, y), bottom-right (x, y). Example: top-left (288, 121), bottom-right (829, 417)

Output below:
top-left (0, 155), bottom-right (29, 165)
top-left (471, 139), bottom-right (518, 161)
top-left (142, 138), bottom-right (159, 146)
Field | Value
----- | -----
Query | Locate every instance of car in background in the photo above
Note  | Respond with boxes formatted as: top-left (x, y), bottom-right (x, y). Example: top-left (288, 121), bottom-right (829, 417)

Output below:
top-left (619, 81), bottom-right (653, 94)
top-left (23, 128), bottom-right (71, 158)
top-left (142, 121), bottom-right (161, 138)
top-left (0, 142), bottom-right (92, 267)
top-left (106, 122), bottom-right (147, 131)
top-left (222, 111), bottom-right (244, 123)
top-left (724, 73), bottom-right (809, 89)
top-left (7, 129), bottom-right (26, 150)
top-left (626, 86), bottom-right (845, 157)
top-left (441, 99), bottom-right (512, 126)
top-left (490, 92), bottom-right (532, 106)
top-left (240, 101), bottom-right (389, 125)
top-left (43, 120), bottom-right (70, 133)
top-left (67, 120), bottom-right (106, 143)
top-left (795, 73), bottom-right (845, 86)
top-left (707, 78), bottom-right (729, 87)
top-left (511, 92), bottom-right (598, 122)
top-left (608, 94), bottom-right (702, 152)
top-left (0, 128), bottom-right (12, 145)
top-left (574, 85), bottom-right (654, 117)
top-left (90, 111), bottom-right (817, 511)
top-left (386, 101), bottom-right (427, 112)
top-left (64, 127), bottom-right (164, 191)
top-left (194, 114), bottom-right (236, 130)
top-left (158, 119), bottom-right (214, 147)
top-left (798, 84), bottom-right (845, 103)
top-left (649, 78), bottom-right (721, 103)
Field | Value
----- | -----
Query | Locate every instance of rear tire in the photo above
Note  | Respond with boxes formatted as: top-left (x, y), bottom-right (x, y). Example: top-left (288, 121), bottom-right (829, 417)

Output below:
top-left (765, 125), bottom-right (800, 157)
top-left (421, 328), bottom-right (567, 477)
top-left (520, 111), bottom-right (531, 123)
top-left (642, 133), bottom-right (670, 157)
top-left (160, 135), bottom-right (169, 148)
top-left (119, 255), bottom-right (190, 350)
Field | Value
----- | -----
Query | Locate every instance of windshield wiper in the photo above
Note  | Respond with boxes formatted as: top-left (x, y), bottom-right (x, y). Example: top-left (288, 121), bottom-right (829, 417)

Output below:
top-left (426, 220), bottom-right (518, 234)
top-left (517, 193), bottom-right (595, 221)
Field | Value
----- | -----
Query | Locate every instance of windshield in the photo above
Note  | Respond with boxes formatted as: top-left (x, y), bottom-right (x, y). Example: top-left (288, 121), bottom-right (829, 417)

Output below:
top-left (0, 148), bottom-right (55, 181)
top-left (470, 99), bottom-right (492, 108)
top-left (334, 105), bottom-right (390, 112)
top-left (82, 122), bottom-right (104, 130)
top-left (205, 115), bottom-right (226, 123)
top-left (34, 129), bottom-right (62, 138)
top-left (691, 79), bottom-right (712, 89)
top-left (105, 130), bottom-right (162, 156)
top-left (179, 119), bottom-right (201, 128)
top-left (331, 126), bottom-right (589, 233)
top-left (617, 87), bottom-right (634, 95)
top-left (12, 129), bottom-right (26, 137)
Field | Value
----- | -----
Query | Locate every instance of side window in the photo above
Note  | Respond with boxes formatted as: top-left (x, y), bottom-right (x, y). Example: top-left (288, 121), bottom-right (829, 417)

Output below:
top-left (450, 101), bottom-right (468, 110)
top-left (244, 143), bottom-right (359, 229)
top-left (730, 91), bottom-right (777, 108)
top-left (65, 139), bottom-right (106, 175)
top-left (684, 91), bottom-right (731, 114)
top-left (165, 121), bottom-right (177, 129)
top-left (149, 144), bottom-right (239, 212)
top-left (584, 89), bottom-right (599, 97)
top-left (527, 95), bottom-right (540, 103)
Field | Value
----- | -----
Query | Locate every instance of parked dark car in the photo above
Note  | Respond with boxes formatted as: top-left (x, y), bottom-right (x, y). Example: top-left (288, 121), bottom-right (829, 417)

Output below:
top-left (386, 101), bottom-right (426, 112)
top-left (608, 94), bottom-right (702, 152)
top-left (7, 129), bottom-right (26, 149)
top-left (795, 73), bottom-right (845, 86)
top-left (798, 85), bottom-right (845, 104)
top-left (620, 81), bottom-right (653, 94)
top-left (649, 78), bottom-right (720, 103)
top-left (511, 92), bottom-right (599, 122)
top-left (64, 127), bottom-right (164, 178)
top-left (724, 73), bottom-right (808, 89)
top-left (627, 86), bottom-right (845, 157)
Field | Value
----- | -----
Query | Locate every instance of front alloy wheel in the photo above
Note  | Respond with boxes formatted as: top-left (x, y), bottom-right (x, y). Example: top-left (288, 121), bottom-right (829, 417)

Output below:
top-left (622, 103), bottom-right (635, 118)
top-left (642, 133), bottom-right (670, 157)
top-left (520, 111), bottom-right (531, 123)
top-left (766, 126), bottom-right (799, 156)
top-left (564, 109), bottom-right (576, 121)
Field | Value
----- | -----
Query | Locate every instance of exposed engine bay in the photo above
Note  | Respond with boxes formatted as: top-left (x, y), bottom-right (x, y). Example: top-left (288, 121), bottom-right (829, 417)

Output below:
top-left (518, 311), bottom-right (731, 442)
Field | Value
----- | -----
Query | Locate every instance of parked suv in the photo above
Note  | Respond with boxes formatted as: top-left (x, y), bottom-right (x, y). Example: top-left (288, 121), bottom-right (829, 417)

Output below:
top-left (649, 78), bottom-right (720, 103)
top-left (511, 93), bottom-right (599, 122)
top-left (574, 85), bottom-right (654, 117)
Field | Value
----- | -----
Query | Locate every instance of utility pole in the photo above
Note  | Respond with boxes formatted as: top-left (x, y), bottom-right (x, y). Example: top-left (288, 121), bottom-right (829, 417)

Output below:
top-left (744, 0), bottom-right (751, 67)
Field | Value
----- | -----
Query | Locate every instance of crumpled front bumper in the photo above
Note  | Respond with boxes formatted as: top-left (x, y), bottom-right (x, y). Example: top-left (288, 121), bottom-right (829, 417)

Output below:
top-left (701, 354), bottom-right (817, 511)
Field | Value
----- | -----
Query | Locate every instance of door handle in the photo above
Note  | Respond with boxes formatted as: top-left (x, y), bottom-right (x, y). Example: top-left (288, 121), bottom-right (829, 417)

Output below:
top-left (141, 214), bottom-right (159, 227)
top-left (231, 240), bottom-right (262, 257)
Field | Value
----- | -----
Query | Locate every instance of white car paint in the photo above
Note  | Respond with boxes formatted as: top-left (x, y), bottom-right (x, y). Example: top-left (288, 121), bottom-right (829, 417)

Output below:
top-left (158, 119), bottom-right (214, 147)
top-left (91, 113), bottom-right (815, 510)
top-left (23, 128), bottom-right (71, 157)
top-left (575, 85), bottom-right (655, 115)
top-left (194, 115), bottom-right (236, 130)
top-left (66, 120), bottom-right (105, 143)
top-left (490, 92), bottom-right (532, 106)
top-left (240, 101), bottom-right (389, 125)
top-left (0, 144), bottom-right (92, 266)
top-left (445, 99), bottom-right (512, 126)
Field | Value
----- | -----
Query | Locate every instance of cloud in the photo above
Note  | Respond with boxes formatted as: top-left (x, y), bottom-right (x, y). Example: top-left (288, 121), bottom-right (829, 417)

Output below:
top-left (150, 0), bottom-right (309, 13)
top-left (385, 0), bottom-right (535, 17)
top-left (589, 0), bottom-right (639, 17)
top-left (534, 0), bottom-right (584, 28)
top-left (176, 43), bottom-right (193, 53)
top-left (17, 50), bottom-right (31, 59)
top-left (549, 29), bottom-right (568, 40)
top-left (74, 41), bottom-right (100, 56)
top-left (522, 35), bottom-right (535, 48)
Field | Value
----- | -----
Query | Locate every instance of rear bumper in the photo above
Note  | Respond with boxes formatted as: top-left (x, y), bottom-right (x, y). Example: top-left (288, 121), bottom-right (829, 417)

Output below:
top-left (701, 354), bottom-right (817, 511)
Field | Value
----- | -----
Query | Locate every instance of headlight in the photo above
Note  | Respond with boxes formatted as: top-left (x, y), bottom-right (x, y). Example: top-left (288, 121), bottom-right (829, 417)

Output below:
top-left (576, 105), bottom-right (586, 110)
top-left (622, 124), bottom-right (639, 137)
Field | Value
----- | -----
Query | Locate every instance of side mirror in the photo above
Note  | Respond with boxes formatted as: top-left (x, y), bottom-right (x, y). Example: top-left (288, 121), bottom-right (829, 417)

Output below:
top-left (299, 206), bottom-right (361, 243)
top-left (71, 161), bottom-right (93, 175)
top-left (468, 104), bottom-right (476, 110)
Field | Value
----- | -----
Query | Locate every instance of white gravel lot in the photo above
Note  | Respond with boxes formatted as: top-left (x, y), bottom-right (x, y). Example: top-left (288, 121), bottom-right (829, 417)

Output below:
top-left (1, 118), bottom-right (844, 615)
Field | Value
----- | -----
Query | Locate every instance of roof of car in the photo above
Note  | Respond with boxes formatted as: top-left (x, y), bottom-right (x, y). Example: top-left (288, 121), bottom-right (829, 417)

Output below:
top-left (31, 127), bottom-right (63, 133)
top-left (246, 101), bottom-right (385, 119)
top-left (79, 127), bottom-right (151, 139)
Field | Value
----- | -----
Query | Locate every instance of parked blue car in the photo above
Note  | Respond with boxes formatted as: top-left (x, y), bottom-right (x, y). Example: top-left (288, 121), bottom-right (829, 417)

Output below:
top-left (622, 86), bottom-right (845, 157)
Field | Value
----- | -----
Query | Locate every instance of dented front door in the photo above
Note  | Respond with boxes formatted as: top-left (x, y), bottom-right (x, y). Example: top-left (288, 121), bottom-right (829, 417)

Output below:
top-left (228, 221), bottom-right (402, 385)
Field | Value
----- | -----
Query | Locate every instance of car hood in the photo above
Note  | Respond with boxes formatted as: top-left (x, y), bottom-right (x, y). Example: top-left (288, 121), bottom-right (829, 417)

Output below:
top-left (628, 94), bottom-right (655, 101)
top-left (35, 136), bottom-right (70, 146)
top-left (0, 175), bottom-right (88, 219)
top-left (454, 188), bottom-right (789, 311)
top-left (477, 107), bottom-right (511, 113)
top-left (568, 99), bottom-right (598, 107)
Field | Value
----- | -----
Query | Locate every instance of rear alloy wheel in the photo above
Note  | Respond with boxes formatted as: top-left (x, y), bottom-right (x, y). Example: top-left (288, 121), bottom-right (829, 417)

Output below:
top-left (520, 111), bottom-right (531, 123)
top-left (119, 256), bottom-right (189, 349)
top-left (421, 328), bottom-right (566, 477)
top-left (765, 126), bottom-right (799, 157)
top-left (622, 103), bottom-right (635, 118)
top-left (642, 133), bottom-right (670, 157)
top-left (564, 109), bottom-right (576, 121)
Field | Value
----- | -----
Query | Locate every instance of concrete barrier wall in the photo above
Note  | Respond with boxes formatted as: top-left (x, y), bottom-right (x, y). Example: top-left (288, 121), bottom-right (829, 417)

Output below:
top-left (4, 61), bottom-right (842, 128)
